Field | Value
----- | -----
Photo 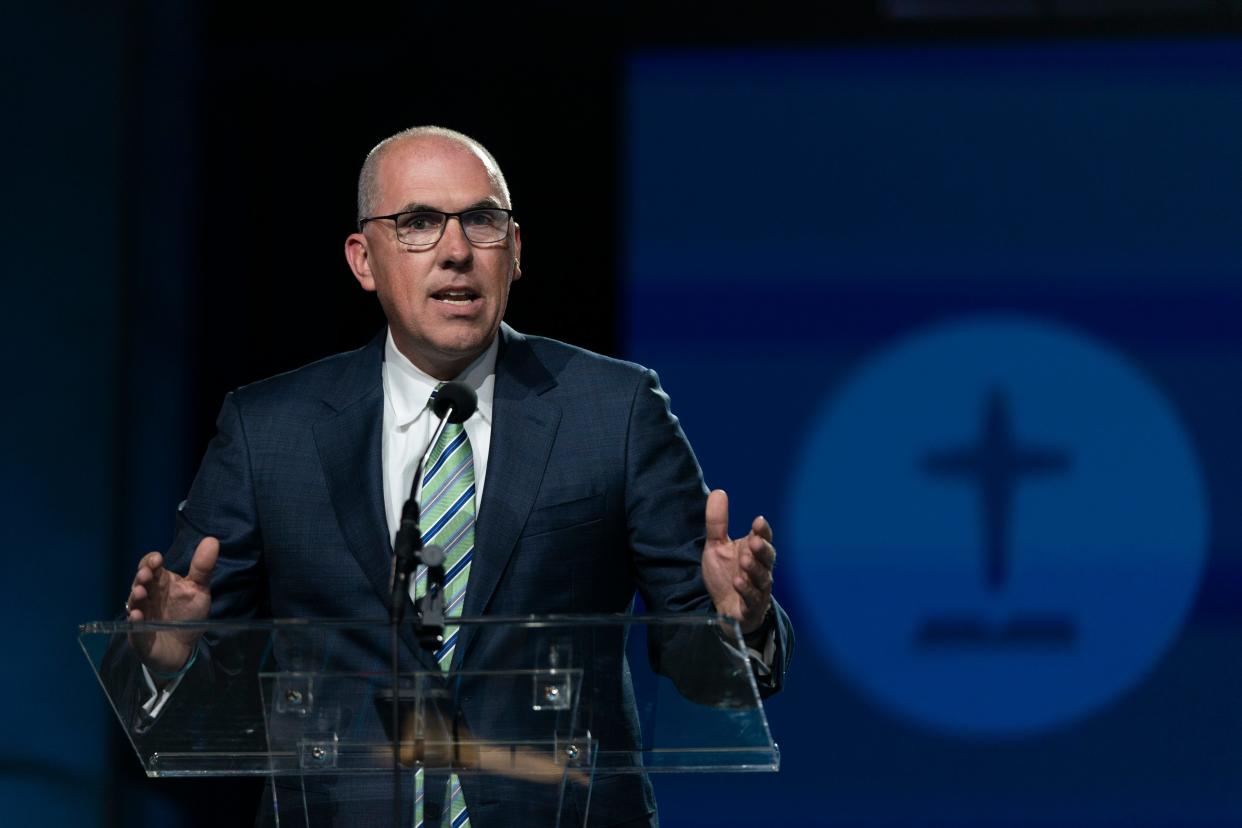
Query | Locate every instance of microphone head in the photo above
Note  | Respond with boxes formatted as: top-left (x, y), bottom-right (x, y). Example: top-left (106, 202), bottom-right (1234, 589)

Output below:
top-left (420, 544), bottom-right (446, 568)
top-left (432, 381), bottom-right (478, 424)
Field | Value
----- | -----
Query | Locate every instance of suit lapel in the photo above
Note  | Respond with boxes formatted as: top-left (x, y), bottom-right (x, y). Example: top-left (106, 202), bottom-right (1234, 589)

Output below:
top-left (312, 331), bottom-right (437, 669)
top-left (456, 325), bottom-right (560, 667)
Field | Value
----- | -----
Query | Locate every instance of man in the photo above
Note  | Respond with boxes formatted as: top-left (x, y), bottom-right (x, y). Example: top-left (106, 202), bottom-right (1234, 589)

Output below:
top-left (124, 126), bottom-right (792, 826)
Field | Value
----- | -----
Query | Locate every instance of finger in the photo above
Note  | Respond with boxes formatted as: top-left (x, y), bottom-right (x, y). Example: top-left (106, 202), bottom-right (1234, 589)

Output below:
top-left (745, 536), bottom-right (776, 570)
top-left (186, 536), bottom-right (220, 587)
top-left (705, 489), bottom-right (730, 545)
top-left (736, 551), bottom-right (774, 593)
top-left (750, 515), bottom-right (772, 543)
top-left (141, 551), bottom-right (164, 572)
top-left (130, 584), bottom-right (148, 603)
top-left (732, 571), bottom-right (766, 608)
top-left (740, 556), bottom-right (775, 595)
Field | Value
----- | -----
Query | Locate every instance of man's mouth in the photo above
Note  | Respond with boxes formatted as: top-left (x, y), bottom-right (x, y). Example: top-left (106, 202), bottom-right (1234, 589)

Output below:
top-left (431, 289), bottom-right (480, 306)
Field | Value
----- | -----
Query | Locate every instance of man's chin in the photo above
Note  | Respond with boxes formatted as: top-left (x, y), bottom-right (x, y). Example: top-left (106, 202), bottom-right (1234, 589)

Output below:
top-left (394, 328), bottom-right (498, 378)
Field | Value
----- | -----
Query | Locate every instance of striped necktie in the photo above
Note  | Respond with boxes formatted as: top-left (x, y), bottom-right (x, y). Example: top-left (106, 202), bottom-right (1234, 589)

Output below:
top-left (413, 383), bottom-right (474, 828)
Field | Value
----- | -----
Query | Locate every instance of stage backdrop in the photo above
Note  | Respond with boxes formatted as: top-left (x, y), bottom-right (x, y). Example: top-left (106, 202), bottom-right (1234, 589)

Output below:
top-left (624, 40), bottom-right (1242, 826)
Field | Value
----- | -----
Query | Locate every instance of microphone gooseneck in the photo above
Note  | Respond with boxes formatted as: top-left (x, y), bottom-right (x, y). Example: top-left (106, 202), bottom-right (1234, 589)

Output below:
top-left (391, 381), bottom-right (479, 622)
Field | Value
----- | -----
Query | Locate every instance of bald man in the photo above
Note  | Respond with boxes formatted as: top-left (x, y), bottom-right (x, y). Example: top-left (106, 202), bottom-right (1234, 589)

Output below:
top-left (125, 126), bottom-right (793, 827)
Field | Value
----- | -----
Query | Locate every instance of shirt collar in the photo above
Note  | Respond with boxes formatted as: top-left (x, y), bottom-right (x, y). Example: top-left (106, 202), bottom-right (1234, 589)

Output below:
top-left (383, 329), bottom-right (497, 429)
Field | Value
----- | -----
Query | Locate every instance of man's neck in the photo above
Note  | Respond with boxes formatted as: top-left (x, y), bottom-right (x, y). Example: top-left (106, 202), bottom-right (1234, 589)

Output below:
top-left (391, 331), bottom-right (495, 381)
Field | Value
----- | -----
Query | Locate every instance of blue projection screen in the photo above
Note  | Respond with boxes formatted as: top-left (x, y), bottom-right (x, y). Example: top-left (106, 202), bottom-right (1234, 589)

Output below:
top-left (625, 42), bottom-right (1242, 826)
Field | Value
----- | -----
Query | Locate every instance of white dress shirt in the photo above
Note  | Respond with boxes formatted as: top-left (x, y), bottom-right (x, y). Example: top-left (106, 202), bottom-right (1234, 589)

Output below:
top-left (381, 330), bottom-right (496, 601)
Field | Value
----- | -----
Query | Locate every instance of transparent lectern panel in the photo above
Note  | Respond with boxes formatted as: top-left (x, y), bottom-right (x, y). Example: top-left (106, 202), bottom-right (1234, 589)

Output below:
top-left (81, 615), bottom-right (777, 825)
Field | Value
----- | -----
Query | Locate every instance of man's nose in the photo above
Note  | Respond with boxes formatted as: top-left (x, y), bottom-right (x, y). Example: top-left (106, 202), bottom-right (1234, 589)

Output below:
top-left (437, 216), bottom-right (473, 263)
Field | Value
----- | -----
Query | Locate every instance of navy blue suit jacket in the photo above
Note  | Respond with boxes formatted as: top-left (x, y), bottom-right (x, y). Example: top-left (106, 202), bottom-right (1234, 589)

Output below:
top-left (163, 323), bottom-right (792, 826)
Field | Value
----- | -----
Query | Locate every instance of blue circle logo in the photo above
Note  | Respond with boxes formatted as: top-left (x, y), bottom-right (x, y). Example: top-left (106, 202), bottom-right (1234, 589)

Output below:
top-left (788, 315), bottom-right (1207, 736)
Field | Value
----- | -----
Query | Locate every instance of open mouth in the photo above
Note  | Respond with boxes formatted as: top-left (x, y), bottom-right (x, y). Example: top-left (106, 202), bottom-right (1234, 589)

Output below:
top-left (431, 288), bottom-right (480, 306)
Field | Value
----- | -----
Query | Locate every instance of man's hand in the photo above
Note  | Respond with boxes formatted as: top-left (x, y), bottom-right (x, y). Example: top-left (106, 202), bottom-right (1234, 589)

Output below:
top-left (701, 489), bottom-right (775, 635)
top-left (126, 536), bottom-right (219, 676)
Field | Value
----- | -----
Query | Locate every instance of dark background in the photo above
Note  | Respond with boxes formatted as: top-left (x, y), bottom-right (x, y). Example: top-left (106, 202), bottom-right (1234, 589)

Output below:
top-left (5, 1), bottom-right (1242, 825)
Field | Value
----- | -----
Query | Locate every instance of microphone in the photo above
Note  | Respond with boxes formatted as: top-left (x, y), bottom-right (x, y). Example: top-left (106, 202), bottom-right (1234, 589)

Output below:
top-left (391, 381), bottom-right (478, 623)
top-left (430, 381), bottom-right (478, 424)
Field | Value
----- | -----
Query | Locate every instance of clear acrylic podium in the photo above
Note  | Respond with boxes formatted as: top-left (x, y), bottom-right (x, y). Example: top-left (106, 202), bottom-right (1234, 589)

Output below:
top-left (80, 615), bottom-right (779, 827)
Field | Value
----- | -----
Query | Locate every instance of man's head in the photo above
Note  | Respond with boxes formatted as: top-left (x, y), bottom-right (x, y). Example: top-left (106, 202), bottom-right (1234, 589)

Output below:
top-left (345, 127), bottom-right (521, 380)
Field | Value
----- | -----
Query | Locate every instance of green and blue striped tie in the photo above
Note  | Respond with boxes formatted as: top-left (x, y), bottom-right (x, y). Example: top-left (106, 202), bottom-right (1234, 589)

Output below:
top-left (413, 383), bottom-right (474, 828)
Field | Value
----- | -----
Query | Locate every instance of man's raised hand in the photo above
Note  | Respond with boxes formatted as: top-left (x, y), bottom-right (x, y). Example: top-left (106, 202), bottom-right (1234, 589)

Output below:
top-left (126, 536), bottom-right (218, 676)
top-left (700, 489), bottom-right (775, 635)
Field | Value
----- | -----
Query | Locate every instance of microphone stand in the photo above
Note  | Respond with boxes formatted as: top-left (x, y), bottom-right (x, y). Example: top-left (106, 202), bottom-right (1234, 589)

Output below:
top-left (389, 398), bottom-right (462, 827)
top-left (391, 405), bottom-right (455, 629)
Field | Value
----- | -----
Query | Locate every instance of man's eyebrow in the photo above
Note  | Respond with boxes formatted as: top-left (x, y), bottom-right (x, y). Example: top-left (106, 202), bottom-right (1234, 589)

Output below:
top-left (394, 197), bottom-right (505, 214)
top-left (395, 202), bottom-right (440, 214)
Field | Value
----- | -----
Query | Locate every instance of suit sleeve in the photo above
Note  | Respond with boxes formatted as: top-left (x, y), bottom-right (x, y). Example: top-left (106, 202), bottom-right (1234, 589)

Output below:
top-left (623, 369), bottom-right (793, 697)
top-left (107, 392), bottom-right (270, 742)
top-left (167, 391), bottom-right (268, 620)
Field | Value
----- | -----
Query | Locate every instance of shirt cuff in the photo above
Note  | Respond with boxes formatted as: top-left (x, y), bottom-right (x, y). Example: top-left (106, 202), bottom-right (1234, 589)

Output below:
top-left (139, 657), bottom-right (192, 719)
top-left (718, 615), bottom-right (777, 679)
top-left (745, 625), bottom-right (777, 679)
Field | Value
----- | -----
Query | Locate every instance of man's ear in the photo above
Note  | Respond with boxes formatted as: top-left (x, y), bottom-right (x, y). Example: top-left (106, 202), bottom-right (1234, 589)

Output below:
top-left (345, 232), bottom-right (376, 292)
top-left (510, 221), bottom-right (522, 282)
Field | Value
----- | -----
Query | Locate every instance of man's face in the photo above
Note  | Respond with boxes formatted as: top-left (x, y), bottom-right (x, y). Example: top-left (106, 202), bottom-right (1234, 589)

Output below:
top-left (345, 137), bottom-right (521, 379)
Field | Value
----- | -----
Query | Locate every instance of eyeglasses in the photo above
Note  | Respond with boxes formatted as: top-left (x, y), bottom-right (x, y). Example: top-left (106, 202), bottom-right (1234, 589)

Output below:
top-left (358, 207), bottom-right (513, 248)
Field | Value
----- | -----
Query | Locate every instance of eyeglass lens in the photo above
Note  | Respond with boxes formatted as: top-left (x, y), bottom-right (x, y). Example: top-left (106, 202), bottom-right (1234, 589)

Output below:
top-left (394, 209), bottom-right (510, 246)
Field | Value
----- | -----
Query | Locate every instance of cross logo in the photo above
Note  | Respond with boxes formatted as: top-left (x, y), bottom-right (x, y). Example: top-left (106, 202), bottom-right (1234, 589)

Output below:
top-left (789, 315), bottom-right (1207, 736)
